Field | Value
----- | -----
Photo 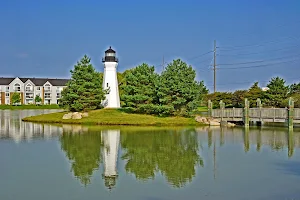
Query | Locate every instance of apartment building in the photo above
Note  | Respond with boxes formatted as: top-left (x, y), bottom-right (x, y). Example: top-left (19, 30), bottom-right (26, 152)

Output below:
top-left (0, 77), bottom-right (69, 105)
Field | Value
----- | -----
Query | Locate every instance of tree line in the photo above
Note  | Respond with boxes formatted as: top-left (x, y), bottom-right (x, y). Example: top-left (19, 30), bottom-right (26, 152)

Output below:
top-left (206, 77), bottom-right (300, 108)
top-left (60, 55), bottom-right (208, 116)
top-left (59, 55), bottom-right (300, 114)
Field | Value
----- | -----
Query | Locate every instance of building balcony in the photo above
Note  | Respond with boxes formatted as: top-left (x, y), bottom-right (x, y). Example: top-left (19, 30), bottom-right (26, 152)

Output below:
top-left (25, 95), bottom-right (34, 99)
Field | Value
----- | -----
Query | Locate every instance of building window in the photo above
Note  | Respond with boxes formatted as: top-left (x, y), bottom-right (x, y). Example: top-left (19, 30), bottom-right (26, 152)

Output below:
top-left (44, 84), bottom-right (51, 92)
top-left (5, 93), bottom-right (9, 97)
top-left (14, 83), bottom-right (21, 92)
top-left (45, 93), bottom-right (51, 99)
top-left (26, 84), bottom-right (33, 92)
top-left (36, 86), bottom-right (41, 91)
top-left (56, 93), bottom-right (61, 99)
top-left (107, 83), bottom-right (109, 87)
top-left (6, 86), bottom-right (9, 92)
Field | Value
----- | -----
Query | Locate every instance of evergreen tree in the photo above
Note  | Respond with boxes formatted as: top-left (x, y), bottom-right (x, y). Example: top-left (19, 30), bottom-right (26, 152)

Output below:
top-left (232, 90), bottom-right (247, 107)
top-left (11, 92), bottom-right (21, 105)
top-left (246, 82), bottom-right (263, 107)
top-left (59, 55), bottom-right (106, 111)
top-left (289, 82), bottom-right (300, 94)
top-left (157, 59), bottom-right (207, 116)
top-left (265, 77), bottom-right (289, 107)
top-left (120, 63), bottom-right (159, 113)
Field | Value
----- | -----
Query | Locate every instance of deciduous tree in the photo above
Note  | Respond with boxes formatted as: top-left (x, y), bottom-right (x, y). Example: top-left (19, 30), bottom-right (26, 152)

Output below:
top-left (11, 92), bottom-right (21, 105)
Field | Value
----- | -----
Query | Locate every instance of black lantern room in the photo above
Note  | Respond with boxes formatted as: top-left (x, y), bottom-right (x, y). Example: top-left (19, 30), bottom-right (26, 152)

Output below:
top-left (102, 46), bottom-right (118, 63)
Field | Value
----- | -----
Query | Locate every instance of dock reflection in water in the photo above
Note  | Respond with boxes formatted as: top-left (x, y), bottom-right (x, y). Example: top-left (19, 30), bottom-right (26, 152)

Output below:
top-left (1, 110), bottom-right (300, 200)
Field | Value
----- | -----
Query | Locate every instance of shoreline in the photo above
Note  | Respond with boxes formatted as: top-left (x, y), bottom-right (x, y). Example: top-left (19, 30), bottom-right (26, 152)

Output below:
top-left (22, 109), bottom-right (205, 127)
top-left (0, 105), bottom-right (61, 110)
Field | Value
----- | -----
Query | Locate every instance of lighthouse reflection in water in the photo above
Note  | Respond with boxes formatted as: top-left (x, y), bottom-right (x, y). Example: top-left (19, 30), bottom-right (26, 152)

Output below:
top-left (101, 130), bottom-right (120, 190)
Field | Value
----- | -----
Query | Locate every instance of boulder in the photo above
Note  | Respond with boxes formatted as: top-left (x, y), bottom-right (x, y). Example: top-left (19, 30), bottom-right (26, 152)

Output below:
top-left (195, 116), bottom-right (205, 122)
top-left (81, 112), bottom-right (89, 117)
top-left (62, 113), bottom-right (73, 120)
top-left (211, 118), bottom-right (220, 123)
top-left (227, 122), bottom-right (236, 127)
top-left (72, 112), bottom-right (82, 119)
top-left (209, 121), bottom-right (220, 126)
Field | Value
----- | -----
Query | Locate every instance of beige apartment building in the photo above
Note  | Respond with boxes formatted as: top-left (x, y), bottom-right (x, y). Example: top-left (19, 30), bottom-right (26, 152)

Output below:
top-left (0, 77), bottom-right (69, 105)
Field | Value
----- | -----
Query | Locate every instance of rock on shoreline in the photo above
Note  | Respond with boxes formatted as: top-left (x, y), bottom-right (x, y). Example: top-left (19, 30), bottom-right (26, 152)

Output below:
top-left (195, 116), bottom-right (236, 127)
top-left (62, 112), bottom-right (89, 120)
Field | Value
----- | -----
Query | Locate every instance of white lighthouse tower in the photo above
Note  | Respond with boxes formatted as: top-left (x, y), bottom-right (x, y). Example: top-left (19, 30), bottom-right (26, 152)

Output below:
top-left (102, 46), bottom-right (120, 108)
top-left (101, 130), bottom-right (120, 190)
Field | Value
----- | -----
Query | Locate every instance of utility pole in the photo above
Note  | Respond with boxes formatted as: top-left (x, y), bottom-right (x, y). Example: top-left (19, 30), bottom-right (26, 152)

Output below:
top-left (213, 40), bottom-right (217, 93)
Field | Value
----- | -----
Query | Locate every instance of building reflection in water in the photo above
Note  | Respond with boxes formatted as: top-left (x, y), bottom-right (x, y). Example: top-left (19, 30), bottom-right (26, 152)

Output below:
top-left (101, 130), bottom-right (120, 190)
top-left (0, 110), bottom-right (62, 143)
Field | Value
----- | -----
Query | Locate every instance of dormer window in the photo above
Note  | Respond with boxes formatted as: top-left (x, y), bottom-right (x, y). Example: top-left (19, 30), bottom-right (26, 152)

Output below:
top-left (44, 84), bottom-right (51, 91)
top-left (26, 84), bottom-right (33, 92)
top-left (14, 83), bottom-right (21, 92)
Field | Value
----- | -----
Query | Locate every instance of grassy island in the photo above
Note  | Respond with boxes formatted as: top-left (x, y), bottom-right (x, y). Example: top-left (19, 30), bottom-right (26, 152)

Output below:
top-left (22, 109), bottom-right (202, 126)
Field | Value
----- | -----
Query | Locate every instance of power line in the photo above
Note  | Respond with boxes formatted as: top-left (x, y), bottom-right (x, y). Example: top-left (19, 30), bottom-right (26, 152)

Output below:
top-left (219, 36), bottom-right (299, 50)
top-left (219, 53), bottom-right (300, 66)
top-left (218, 58), bottom-right (300, 70)
top-left (219, 44), bottom-right (300, 55)
top-left (154, 50), bottom-right (214, 68)
top-left (187, 50), bottom-right (214, 60)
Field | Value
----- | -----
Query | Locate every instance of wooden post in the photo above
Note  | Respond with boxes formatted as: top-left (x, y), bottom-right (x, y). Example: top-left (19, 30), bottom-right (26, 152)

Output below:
top-left (243, 126), bottom-right (250, 153)
top-left (244, 98), bottom-right (250, 127)
top-left (288, 128), bottom-right (294, 158)
top-left (208, 100), bottom-right (213, 117)
top-left (288, 97), bottom-right (294, 130)
top-left (219, 100), bottom-right (225, 121)
top-left (256, 98), bottom-right (262, 108)
top-left (256, 98), bottom-right (262, 123)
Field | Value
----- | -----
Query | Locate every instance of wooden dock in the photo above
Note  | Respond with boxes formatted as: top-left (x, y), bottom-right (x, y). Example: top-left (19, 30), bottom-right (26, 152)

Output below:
top-left (208, 98), bottom-right (299, 128)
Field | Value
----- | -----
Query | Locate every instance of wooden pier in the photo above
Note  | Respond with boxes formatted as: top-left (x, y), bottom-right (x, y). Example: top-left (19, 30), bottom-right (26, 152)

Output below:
top-left (208, 98), bottom-right (299, 128)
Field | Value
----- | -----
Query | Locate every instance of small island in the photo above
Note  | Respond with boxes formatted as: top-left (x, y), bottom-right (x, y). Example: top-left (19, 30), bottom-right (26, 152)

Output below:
top-left (22, 48), bottom-right (209, 126)
top-left (22, 109), bottom-right (201, 126)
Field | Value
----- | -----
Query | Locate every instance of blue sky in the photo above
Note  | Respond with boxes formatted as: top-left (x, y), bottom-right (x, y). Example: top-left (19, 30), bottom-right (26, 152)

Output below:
top-left (0, 0), bottom-right (300, 92)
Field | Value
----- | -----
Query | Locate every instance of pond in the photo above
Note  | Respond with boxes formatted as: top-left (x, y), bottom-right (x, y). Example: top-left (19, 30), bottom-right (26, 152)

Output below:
top-left (0, 110), bottom-right (300, 200)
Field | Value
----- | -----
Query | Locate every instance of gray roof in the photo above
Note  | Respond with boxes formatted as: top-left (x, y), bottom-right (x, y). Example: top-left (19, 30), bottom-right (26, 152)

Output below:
top-left (0, 77), bottom-right (69, 86)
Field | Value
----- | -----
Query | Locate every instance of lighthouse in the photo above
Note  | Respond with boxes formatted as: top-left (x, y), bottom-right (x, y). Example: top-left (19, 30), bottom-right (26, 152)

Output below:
top-left (102, 46), bottom-right (120, 108)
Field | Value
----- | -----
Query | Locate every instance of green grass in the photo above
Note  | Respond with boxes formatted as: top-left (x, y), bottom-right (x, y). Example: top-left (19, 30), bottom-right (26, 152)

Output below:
top-left (197, 106), bottom-right (208, 112)
top-left (22, 109), bottom-right (203, 126)
top-left (0, 104), bottom-right (60, 110)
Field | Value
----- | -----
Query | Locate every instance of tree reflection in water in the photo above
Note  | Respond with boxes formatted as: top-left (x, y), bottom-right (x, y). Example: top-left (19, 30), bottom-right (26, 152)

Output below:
top-left (60, 125), bottom-right (102, 186)
top-left (121, 128), bottom-right (204, 188)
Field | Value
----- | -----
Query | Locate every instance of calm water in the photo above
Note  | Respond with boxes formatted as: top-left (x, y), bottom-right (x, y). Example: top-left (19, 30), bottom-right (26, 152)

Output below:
top-left (0, 110), bottom-right (300, 200)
